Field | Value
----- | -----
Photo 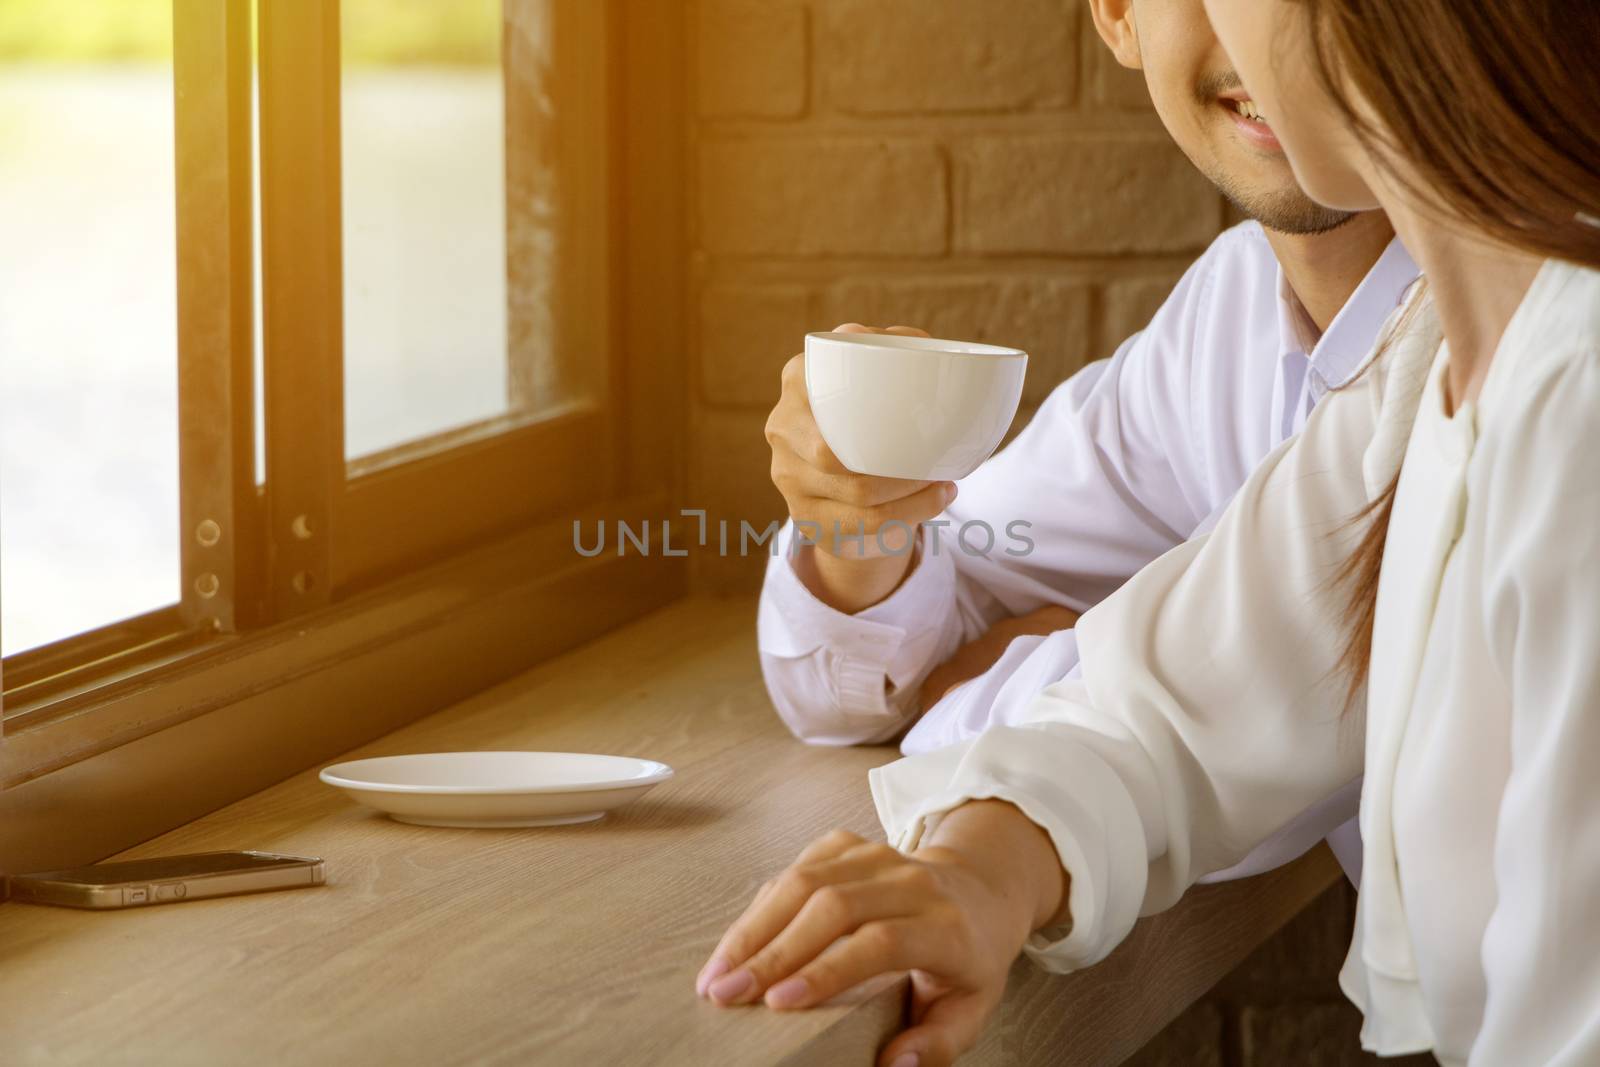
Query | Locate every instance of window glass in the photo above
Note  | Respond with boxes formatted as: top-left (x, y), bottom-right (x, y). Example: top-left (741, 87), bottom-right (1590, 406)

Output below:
top-left (0, 0), bottom-right (180, 654)
top-left (340, 0), bottom-right (514, 461)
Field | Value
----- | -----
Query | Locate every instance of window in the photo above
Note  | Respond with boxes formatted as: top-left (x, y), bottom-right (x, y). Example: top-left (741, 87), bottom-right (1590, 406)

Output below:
top-left (341, 0), bottom-right (514, 460)
top-left (260, 0), bottom-right (620, 603)
top-left (0, 0), bottom-right (683, 792)
top-left (0, 0), bottom-right (182, 657)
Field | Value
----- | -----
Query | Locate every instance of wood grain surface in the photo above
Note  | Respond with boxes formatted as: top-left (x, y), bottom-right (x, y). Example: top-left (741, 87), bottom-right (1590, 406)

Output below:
top-left (0, 595), bottom-right (1337, 1065)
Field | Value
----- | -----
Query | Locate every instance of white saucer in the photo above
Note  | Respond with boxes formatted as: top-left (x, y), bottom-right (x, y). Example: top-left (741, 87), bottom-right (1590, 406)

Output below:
top-left (318, 751), bottom-right (674, 828)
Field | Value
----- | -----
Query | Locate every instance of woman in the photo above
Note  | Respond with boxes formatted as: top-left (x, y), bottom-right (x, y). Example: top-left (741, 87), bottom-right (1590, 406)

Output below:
top-left (694, 3), bottom-right (1600, 1065)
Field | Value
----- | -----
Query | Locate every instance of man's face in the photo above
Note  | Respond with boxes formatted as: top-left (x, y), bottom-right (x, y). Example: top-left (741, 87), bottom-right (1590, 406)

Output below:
top-left (1127, 0), bottom-right (1353, 235)
top-left (1202, 0), bottom-right (1383, 214)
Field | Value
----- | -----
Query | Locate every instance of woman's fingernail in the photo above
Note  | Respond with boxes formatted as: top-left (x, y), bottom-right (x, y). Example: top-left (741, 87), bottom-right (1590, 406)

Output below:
top-left (707, 967), bottom-right (756, 1004)
top-left (695, 956), bottom-right (730, 997)
top-left (889, 1053), bottom-right (920, 1067)
top-left (764, 975), bottom-right (810, 1009)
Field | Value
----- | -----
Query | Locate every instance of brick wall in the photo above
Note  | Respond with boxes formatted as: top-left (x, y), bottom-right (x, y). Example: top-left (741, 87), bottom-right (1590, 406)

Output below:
top-left (687, 0), bottom-right (1222, 593)
top-left (684, 5), bottom-right (1418, 1064)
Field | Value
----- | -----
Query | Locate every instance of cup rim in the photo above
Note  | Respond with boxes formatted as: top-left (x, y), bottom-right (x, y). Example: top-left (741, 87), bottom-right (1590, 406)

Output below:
top-left (805, 331), bottom-right (1026, 359)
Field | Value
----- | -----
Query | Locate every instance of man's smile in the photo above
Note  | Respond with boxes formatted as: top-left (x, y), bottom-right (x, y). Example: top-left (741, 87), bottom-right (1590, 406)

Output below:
top-left (1215, 87), bottom-right (1283, 152)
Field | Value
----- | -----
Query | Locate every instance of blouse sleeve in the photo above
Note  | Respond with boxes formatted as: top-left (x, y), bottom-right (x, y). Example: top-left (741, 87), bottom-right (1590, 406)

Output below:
top-left (870, 328), bottom-right (1431, 972)
top-left (1469, 351), bottom-right (1600, 1066)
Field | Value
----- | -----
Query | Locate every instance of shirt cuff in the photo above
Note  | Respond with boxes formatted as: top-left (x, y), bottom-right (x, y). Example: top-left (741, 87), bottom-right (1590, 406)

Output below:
top-left (758, 518), bottom-right (958, 700)
top-left (869, 720), bottom-right (1149, 974)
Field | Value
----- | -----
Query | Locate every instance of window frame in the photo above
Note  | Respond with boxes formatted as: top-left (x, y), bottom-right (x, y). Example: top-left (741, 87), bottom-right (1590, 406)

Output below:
top-left (0, 0), bottom-right (687, 816)
top-left (262, 0), bottom-right (626, 599)
top-left (0, 0), bottom-right (260, 740)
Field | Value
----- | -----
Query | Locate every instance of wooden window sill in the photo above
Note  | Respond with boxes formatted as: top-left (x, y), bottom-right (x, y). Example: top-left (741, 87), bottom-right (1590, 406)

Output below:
top-left (0, 595), bottom-right (1337, 1064)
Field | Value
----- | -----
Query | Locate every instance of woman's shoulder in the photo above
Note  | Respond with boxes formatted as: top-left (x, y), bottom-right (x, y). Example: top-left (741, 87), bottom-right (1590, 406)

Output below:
top-left (1470, 261), bottom-right (1600, 538)
top-left (1528, 258), bottom-right (1600, 346)
top-left (1484, 259), bottom-right (1600, 428)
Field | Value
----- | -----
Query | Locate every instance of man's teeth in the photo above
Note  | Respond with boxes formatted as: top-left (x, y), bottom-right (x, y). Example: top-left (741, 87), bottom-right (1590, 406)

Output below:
top-left (1235, 99), bottom-right (1267, 123)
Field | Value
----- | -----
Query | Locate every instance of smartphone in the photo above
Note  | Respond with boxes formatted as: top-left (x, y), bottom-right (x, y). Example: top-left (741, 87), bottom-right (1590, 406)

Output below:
top-left (6, 850), bottom-right (326, 910)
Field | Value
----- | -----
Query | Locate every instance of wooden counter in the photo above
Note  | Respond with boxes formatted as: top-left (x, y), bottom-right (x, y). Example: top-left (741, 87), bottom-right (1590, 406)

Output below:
top-left (0, 595), bottom-right (1336, 1065)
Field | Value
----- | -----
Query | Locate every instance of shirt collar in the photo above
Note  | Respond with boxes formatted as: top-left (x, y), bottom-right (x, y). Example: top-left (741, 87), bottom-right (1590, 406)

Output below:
top-left (1274, 236), bottom-right (1421, 389)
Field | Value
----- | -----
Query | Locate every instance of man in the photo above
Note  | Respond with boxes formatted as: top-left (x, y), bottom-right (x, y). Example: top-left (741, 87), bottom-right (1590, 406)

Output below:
top-left (756, 0), bottom-right (1417, 884)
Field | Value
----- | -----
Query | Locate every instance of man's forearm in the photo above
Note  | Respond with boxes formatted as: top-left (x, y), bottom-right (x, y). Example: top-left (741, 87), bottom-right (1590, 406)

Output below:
top-left (916, 797), bottom-right (1071, 938)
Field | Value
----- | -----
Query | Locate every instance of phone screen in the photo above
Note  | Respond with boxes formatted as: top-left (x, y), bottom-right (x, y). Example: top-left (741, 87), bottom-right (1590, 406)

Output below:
top-left (24, 851), bottom-right (306, 885)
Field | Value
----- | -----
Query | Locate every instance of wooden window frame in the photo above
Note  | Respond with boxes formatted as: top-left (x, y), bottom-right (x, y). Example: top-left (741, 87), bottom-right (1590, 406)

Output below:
top-left (0, 0), bottom-right (687, 874)
top-left (268, 0), bottom-right (627, 599)
top-left (0, 0), bottom-right (260, 739)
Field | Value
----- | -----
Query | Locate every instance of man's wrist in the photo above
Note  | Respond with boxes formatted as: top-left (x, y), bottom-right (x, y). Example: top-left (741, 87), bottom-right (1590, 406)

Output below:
top-left (796, 535), bottom-right (919, 614)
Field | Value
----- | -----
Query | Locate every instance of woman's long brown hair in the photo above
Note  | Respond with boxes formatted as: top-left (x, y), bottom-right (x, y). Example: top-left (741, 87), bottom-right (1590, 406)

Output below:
top-left (1293, 0), bottom-right (1600, 702)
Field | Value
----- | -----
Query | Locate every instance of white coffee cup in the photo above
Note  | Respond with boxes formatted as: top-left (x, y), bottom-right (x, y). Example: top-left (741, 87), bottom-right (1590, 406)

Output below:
top-left (803, 331), bottom-right (1028, 481)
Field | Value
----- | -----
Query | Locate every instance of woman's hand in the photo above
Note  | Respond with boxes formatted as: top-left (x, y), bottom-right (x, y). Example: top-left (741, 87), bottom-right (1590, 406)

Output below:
top-left (695, 802), bottom-right (1069, 1067)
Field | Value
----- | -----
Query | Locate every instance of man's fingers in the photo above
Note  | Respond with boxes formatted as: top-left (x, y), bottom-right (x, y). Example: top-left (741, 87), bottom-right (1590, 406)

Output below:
top-left (918, 664), bottom-right (959, 711)
top-left (877, 986), bottom-right (1000, 1067)
top-left (778, 351), bottom-right (807, 391)
top-left (770, 422), bottom-right (853, 478)
top-left (815, 468), bottom-right (935, 510)
top-left (808, 481), bottom-right (955, 558)
top-left (988, 605), bottom-right (1081, 644)
top-left (918, 604), bottom-right (1081, 709)
top-left (833, 323), bottom-right (934, 340)
top-left (1018, 604), bottom-right (1081, 631)
top-left (773, 428), bottom-right (946, 509)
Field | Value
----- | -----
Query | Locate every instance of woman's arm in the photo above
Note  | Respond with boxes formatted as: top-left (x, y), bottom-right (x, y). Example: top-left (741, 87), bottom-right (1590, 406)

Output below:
top-left (710, 297), bottom-right (1435, 1062)
top-left (1469, 353), bottom-right (1600, 1065)
top-left (919, 798), bottom-right (1072, 935)
top-left (870, 304), bottom-right (1439, 969)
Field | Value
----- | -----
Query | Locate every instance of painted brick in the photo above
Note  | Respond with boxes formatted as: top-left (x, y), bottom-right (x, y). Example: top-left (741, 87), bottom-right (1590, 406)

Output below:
top-left (1083, 24), bottom-right (1152, 109)
top-left (700, 138), bottom-right (948, 256)
top-left (690, 409), bottom-right (787, 593)
top-left (955, 134), bottom-right (1223, 255)
top-left (819, 0), bottom-right (1076, 114)
top-left (821, 275), bottom-right (1093, 404)
top-left (700, 284), bottom-right (814, 408)
top-left (698, 0), bottom-right (808, 118)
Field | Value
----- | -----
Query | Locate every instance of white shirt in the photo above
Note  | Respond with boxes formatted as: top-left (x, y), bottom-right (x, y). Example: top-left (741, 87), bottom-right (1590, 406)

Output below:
top-left (758, 221), bottom-right (1419, 883)
top-left (870, 259), bottom-right (1600, 1065)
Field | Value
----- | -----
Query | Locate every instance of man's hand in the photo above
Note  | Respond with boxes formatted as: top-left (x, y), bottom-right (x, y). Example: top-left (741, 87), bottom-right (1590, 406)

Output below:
top-left (767, 323), bottom-right (956, 615)
top-left (694, 801), bottom-right (1069, 1067)
top-left (918, 604), bottom-right (1081, 711)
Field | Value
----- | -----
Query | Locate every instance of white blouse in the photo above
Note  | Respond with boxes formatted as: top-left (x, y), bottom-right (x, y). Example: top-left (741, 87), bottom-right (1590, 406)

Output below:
top-left (870, 258), bottom-right (1600, 1065)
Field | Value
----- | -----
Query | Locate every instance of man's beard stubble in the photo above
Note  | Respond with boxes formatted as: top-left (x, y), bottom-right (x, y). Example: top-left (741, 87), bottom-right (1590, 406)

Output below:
top-left (1192, 69), bottom-right (1357, 237)
top-left (1214, 172), bottom-right (1356, 236)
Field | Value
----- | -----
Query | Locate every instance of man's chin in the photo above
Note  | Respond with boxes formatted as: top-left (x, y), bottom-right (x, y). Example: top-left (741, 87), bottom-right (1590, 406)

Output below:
top-left (1215, 177), bottom-right (1356, 236)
